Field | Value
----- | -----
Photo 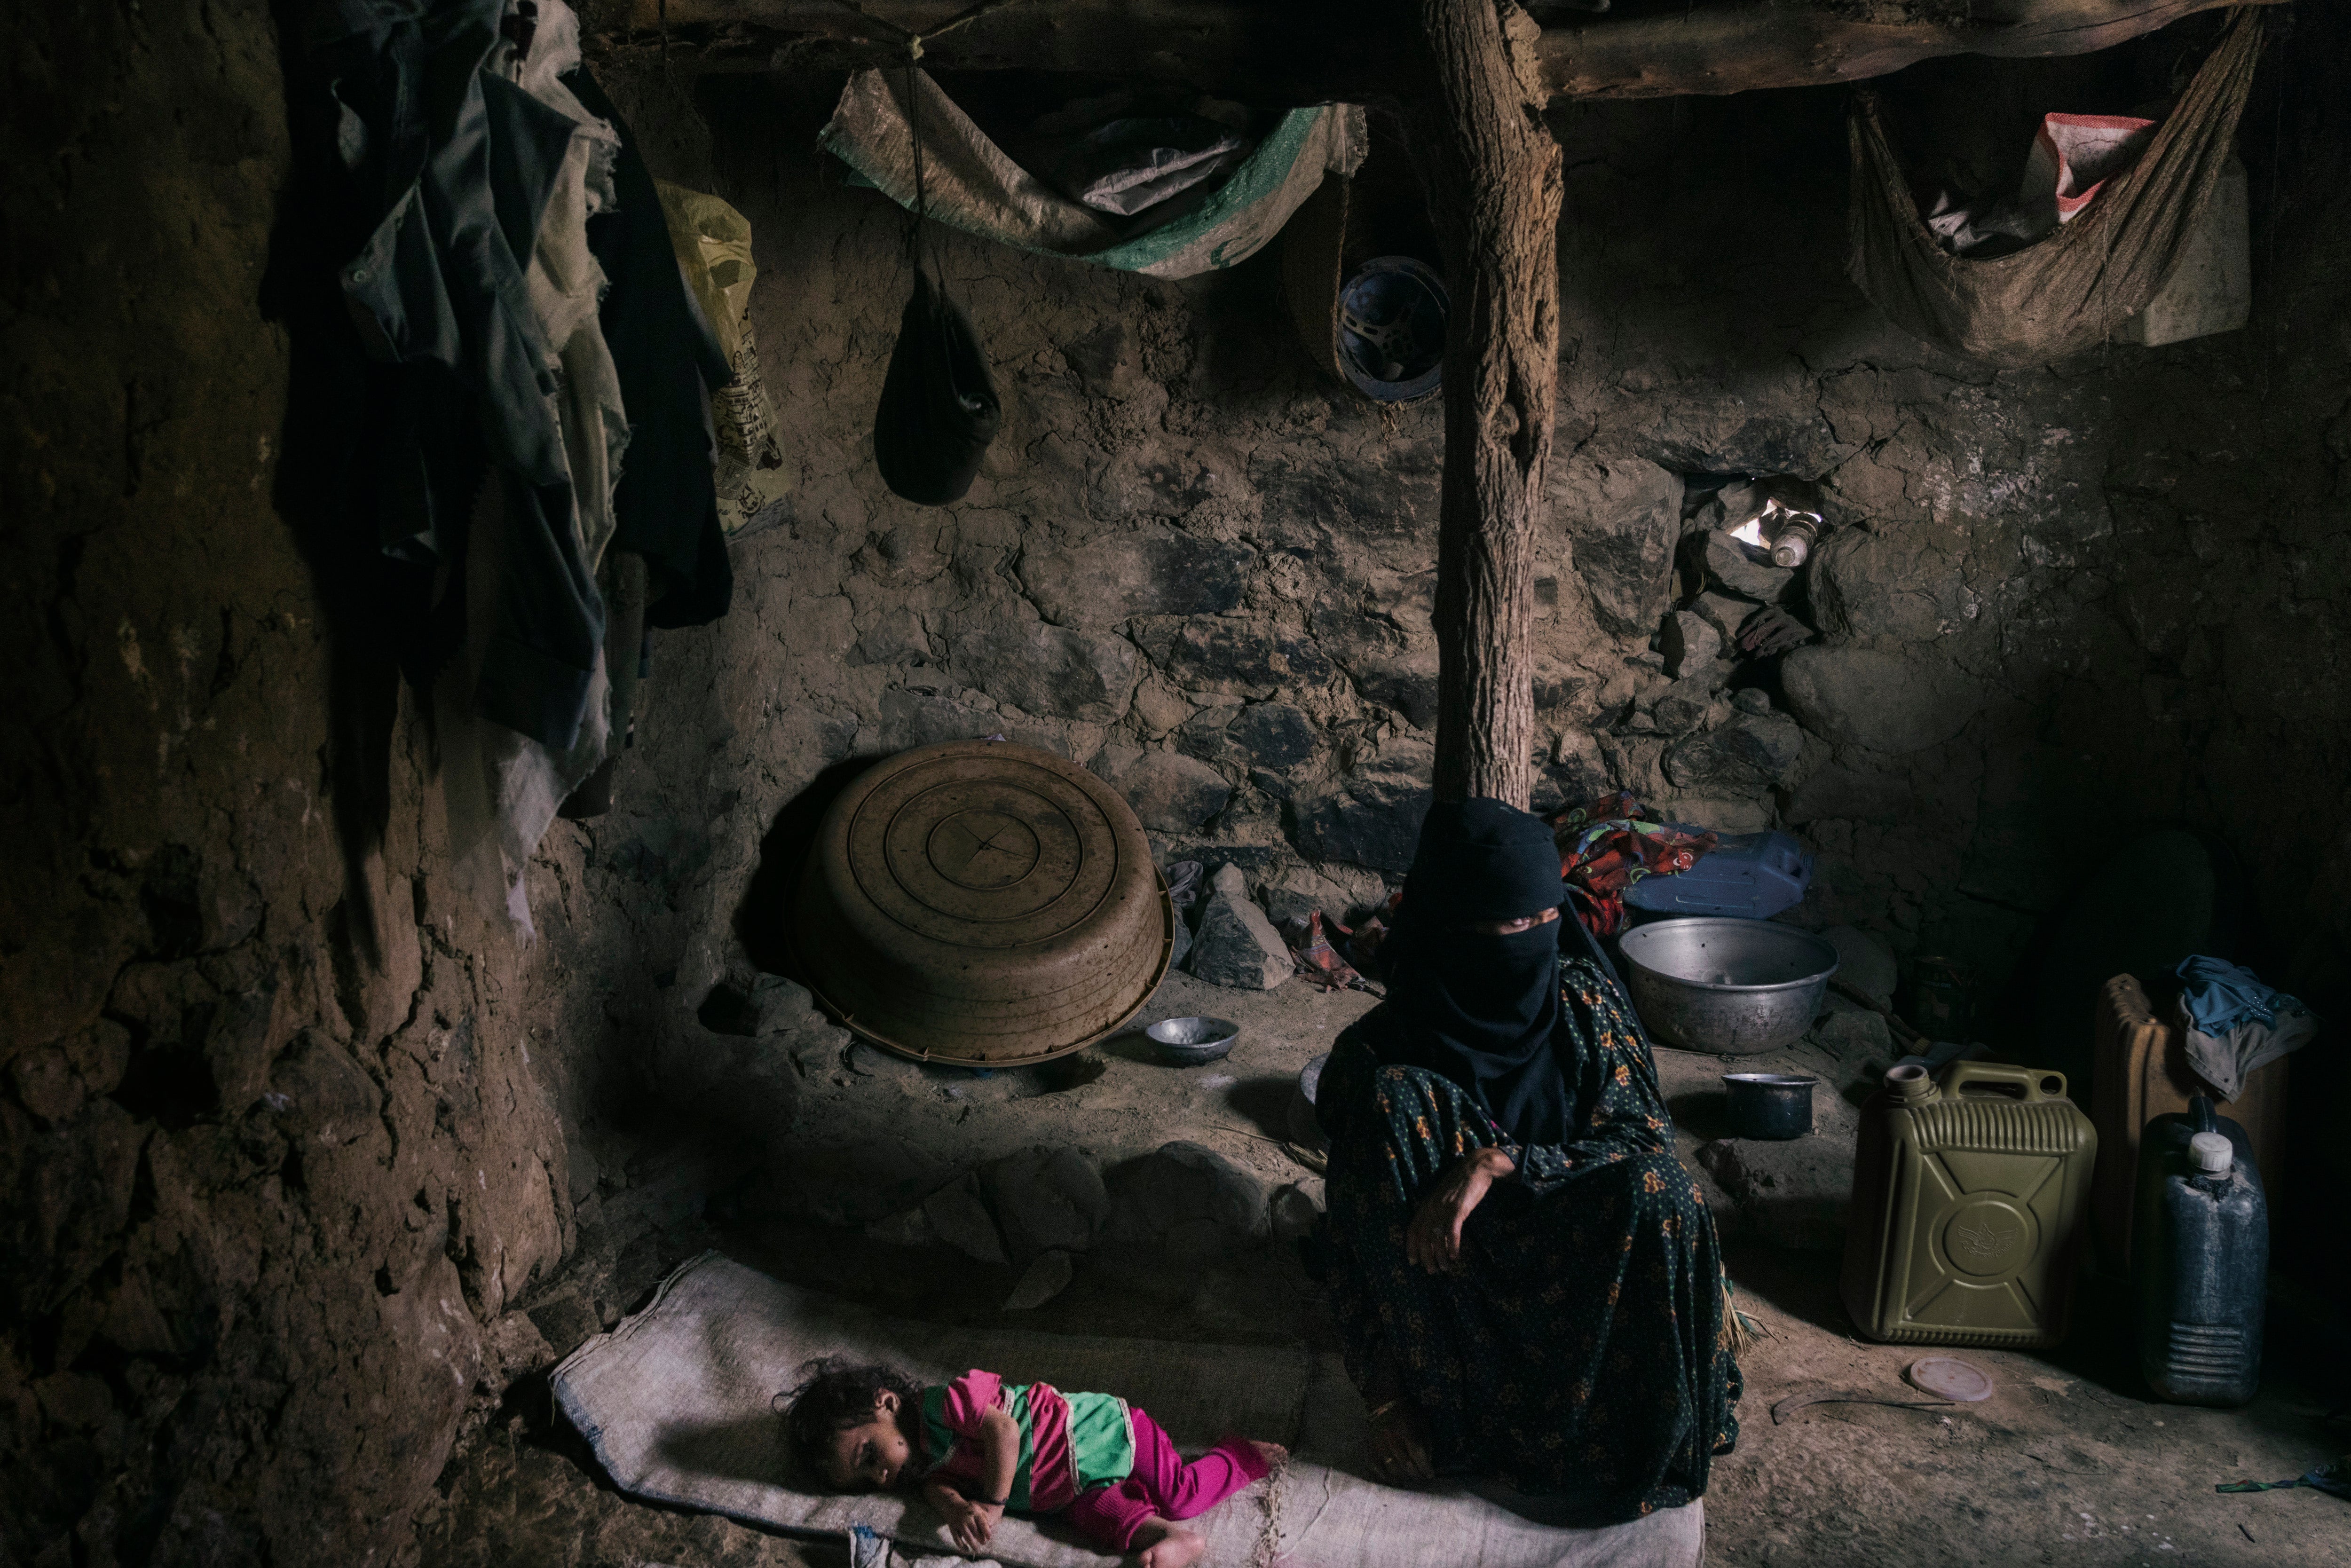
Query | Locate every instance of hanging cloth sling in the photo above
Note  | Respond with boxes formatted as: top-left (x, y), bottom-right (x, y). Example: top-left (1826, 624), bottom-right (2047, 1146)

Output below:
top-left (1846, 8), bottom-right (2266, 367)
top-left (873, 57), bottom-right (1002, 505)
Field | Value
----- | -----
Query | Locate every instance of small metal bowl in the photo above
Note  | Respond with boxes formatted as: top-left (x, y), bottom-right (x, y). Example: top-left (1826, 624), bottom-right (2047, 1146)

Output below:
top-left (1146, 1016), bottom-right (1239, 1066)
top-left (1722, 1073), bottom-right (1819, 1140)
top-left (1288, 1051), bottom-right (1332, 1149)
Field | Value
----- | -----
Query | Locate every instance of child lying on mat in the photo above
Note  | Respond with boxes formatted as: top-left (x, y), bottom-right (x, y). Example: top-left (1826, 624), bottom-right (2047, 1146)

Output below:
top-left (784, 1358), bottom-right (1285, 1567)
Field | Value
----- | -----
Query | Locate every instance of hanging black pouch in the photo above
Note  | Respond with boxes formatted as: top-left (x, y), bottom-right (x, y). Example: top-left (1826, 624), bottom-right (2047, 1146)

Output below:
top-left (872, 63), bottom-right (1001, 505)
top-left (874, 267), bottom-right (1000, 504)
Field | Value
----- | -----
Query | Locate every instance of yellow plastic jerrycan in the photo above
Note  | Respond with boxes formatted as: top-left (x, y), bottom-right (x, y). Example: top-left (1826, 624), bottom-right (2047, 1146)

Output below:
top-left (1841, 1061), bottom-right (2098, 1348)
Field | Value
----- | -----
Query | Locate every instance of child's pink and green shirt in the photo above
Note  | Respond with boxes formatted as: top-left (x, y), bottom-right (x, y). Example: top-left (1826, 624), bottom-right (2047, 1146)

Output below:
top-left (920, 1369), bottom-right (1137, 1512)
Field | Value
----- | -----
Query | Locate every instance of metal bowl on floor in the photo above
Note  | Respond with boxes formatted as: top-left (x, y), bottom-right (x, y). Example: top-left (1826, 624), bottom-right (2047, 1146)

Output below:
top-left (1288, 1050), bottom-right (1332, 1149)
top-left (1617, 917), bottom-right (1838, 1055)
top-left (1146, 1016), bottom-right (1239, 1066)
top-left (1722, 1072), bottom-right (1818, 1139)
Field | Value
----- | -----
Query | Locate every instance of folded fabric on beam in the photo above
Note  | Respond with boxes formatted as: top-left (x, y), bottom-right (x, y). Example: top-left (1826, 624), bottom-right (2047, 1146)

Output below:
top-left (819, 69), bottom-right (1365, 279)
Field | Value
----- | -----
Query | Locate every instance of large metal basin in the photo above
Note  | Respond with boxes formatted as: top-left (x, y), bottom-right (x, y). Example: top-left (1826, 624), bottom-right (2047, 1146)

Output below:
top-left (1617, 918), bottom-right (1839, 1056)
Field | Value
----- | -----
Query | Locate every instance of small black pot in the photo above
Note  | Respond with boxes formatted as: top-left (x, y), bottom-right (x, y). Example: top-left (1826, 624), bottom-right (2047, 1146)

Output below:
top-left (1722, 1073), bottom-right (1818, 1140)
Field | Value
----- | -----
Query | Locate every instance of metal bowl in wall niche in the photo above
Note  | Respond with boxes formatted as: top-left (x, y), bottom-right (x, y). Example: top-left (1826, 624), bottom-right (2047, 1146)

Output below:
top-left (1338, 256), bottom-right (1448, 403)
top-left (1617, 918), bottom-right (1839, 1056)
top-left (791, 741), bottom-right (1174, 1065)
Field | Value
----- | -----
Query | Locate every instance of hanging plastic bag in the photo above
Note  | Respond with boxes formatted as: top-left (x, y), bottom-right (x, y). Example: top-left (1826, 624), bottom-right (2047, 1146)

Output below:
top-left (874, 268), bottom-right (1000, 504)
top-left (654, 181), bottom-right (789, 533)
top-left (655, 182), bottom-right (756, 366)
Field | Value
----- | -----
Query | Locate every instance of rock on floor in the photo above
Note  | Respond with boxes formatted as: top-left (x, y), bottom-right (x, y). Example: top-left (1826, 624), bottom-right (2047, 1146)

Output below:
top-left (1002, 1249), bottom-right (1075, 1310)
top-left (1101, 1140), bottom-right (1269, 1262)
top-left (1813, 994), bottom-right (1894, 1060)
top-left (1700, 1134), bottom-right (1853, 1252)
top-left (921, 1171), bottom-right (1009, 1263)
top-left (1698, 1079), bottom-right (1863, 1252)
top-left (1186, 865), bottom-right (1291, 990)
top-left (980, 1145), bottom-right (1110, 1261)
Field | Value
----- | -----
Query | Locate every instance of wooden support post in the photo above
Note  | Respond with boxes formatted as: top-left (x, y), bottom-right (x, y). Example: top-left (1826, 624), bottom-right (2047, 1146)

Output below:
top-left (1412, 0), bottom-right (1561, 808)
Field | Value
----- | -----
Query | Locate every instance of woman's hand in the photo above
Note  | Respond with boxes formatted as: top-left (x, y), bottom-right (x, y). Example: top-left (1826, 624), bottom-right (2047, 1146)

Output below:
top-left (1405, 1147), bottom-right (1516, 1274)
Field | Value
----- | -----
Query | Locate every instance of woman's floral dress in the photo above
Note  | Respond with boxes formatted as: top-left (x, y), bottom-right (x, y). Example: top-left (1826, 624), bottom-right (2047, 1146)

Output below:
top-left (1318, 955), bottom-right (1742, 1520)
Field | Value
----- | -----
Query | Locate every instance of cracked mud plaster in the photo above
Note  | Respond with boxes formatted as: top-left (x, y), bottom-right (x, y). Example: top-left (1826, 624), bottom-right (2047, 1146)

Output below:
top-left (6, 15), bottom-right (2351, 1568)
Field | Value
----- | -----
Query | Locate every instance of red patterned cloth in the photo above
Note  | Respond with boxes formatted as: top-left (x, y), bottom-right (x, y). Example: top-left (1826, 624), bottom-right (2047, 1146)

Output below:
top-left (1284, 909), bottom-right (1371, 993)
top-left (1313, 796), bottom-right (1713, 969)
top-left (1546, 792), bottom-right (1717, 938)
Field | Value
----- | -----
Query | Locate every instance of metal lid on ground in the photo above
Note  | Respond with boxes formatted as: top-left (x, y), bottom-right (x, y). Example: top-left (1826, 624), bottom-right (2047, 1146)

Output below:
top-left (791, 740), bottom-right (1173, 1064)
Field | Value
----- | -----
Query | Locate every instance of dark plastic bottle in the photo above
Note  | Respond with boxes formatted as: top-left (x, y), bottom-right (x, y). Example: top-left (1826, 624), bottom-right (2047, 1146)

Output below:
top-left (2133, 1095), bottom-right (2266, 1407)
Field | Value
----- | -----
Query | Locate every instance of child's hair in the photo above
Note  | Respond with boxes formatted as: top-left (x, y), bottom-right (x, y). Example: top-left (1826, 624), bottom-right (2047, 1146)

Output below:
top-left (778, 1356), bottom-right (922, 1482)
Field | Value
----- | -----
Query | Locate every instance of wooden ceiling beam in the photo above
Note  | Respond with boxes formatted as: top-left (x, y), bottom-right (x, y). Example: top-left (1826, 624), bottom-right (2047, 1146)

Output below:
top-left (591, 0), bottom-right (2277, 101)
top-left (1536, 0), bottom-right (2279, 101)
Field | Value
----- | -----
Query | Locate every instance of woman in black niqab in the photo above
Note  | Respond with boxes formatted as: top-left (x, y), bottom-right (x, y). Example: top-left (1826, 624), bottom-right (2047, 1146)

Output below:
top-left (1360, 798), bottom-right (1575, 1145)
top-left (1314, 797), bottom-right (1740, 1522)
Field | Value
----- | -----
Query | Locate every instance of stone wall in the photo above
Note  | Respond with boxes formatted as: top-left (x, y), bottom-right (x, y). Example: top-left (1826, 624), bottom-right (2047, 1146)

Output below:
top-left (622, 42), bottom-right (2349, 1020)
top-left (599, 32), bottom-right (2349, 1269)
top-left (4, 5), bottom-right (2347, 1563)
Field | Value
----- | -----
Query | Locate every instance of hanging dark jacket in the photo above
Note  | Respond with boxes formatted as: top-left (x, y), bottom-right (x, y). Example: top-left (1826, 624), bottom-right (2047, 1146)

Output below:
top-left (311, 0), bottom-right (606, 750)
top-left (566, 65), bottom-right (736, 629)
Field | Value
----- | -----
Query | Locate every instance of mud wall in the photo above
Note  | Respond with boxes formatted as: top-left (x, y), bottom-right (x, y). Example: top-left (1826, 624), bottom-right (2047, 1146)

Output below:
top-left (3, 6), bottom-right (2347, 1566)
top-left (4, 5), bottom-right (580, 1563)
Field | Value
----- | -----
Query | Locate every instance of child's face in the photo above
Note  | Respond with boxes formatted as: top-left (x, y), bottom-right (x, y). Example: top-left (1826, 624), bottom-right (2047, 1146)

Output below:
top-left (827, 1389), bottom-right (913, 1491)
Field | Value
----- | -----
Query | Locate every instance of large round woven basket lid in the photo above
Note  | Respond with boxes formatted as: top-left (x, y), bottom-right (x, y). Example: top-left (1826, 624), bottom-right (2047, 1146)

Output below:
top-left (791, 740), bottom-right (1174, 1065)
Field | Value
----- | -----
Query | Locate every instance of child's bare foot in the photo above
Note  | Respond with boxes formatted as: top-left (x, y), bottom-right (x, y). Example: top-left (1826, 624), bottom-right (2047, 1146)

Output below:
top-left (1367, 1397), bottom-right (1434, 1484)
top-left (1250, 1440), bottom-right (1289, 1471)
top-left (1133, 1519), bottom-right (1207, 1568)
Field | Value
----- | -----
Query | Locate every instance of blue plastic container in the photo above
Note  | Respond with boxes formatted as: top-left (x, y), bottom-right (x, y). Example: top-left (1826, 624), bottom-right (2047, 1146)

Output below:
top-left (2133, 1096), bottom-right (2266, 1407)
top-left (1625, 830), bottom-right (1815, 920)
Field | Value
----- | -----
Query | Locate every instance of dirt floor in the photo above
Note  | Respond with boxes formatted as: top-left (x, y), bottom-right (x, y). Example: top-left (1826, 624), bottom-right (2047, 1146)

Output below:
top-left (417, 973), bottom-right (2350, 1567)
